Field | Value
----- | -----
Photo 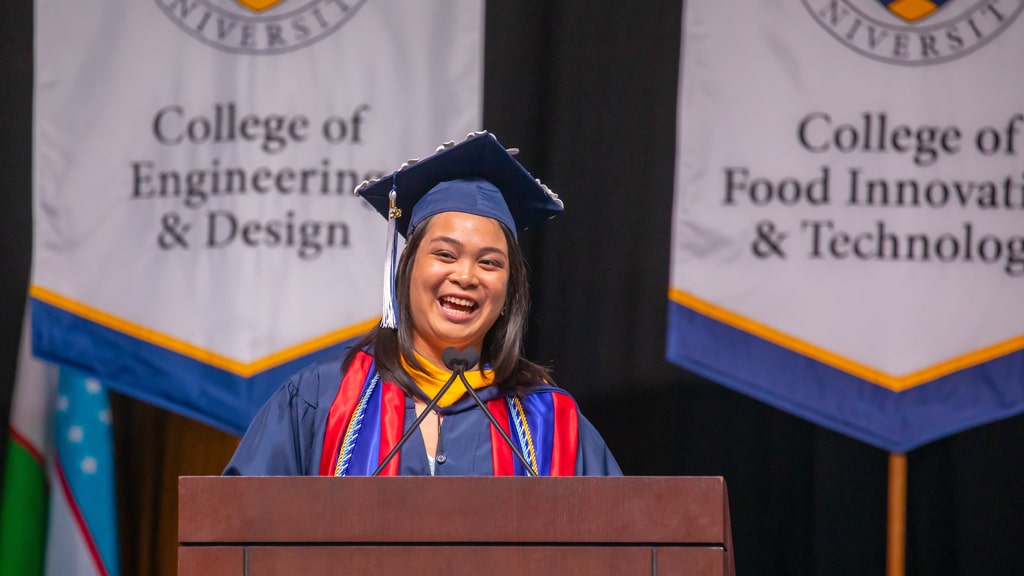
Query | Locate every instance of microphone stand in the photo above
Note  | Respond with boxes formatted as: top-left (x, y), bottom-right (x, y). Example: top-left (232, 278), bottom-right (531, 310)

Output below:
top-left (371, 364), bottom-right (462, 477)
top-left (372, 346), bottom-right (539, 477)
top-left (457, 371), bottom-right (538, 477)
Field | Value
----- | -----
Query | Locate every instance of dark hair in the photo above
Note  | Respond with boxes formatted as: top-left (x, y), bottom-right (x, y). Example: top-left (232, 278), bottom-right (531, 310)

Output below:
top-left (343, 214), bottom-right (553, 397)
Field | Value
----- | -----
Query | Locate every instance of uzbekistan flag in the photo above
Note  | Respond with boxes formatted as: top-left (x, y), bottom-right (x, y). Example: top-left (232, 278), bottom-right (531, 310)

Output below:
top-left (0, 310), bottom-right (119, 576)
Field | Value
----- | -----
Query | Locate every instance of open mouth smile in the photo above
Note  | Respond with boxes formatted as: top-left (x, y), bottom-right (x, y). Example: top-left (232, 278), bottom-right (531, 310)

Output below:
top-left (439, 295), bottom-right (479, 318)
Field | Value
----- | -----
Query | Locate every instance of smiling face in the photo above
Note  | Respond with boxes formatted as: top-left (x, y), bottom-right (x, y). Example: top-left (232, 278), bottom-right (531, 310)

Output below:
top-left (407, 211), bottom-right (510, 369)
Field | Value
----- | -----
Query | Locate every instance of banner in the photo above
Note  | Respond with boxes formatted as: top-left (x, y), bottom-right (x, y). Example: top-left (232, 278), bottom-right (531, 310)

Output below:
top-left (1, 313), bottom-right (119, 576)
top-left (669, 0), bottom-right (1024, 452)
top-left (32, 0), bottom-right (484, 434)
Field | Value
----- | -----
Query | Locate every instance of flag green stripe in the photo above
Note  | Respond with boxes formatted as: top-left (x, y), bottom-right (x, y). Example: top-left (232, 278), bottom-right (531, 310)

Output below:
top-left (0, 438), bottom-right (48, 576)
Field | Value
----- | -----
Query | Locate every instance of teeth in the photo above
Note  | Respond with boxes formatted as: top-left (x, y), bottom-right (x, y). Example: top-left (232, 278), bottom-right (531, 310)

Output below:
top-left (442, 296), bottom-right (475, 307)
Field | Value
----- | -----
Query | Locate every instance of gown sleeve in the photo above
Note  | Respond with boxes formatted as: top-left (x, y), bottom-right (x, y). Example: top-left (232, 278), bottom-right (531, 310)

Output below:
top-left (575, 412), bottom-right (623, 476)
top-left (223, 364), bottom-right (326, 476)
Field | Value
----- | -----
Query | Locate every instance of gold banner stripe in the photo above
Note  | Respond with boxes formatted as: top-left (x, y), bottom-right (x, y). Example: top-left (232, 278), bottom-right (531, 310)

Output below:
top-left (30, 285), bottom-right (376, 378)
top-left (669, 287), bottom-right (1024, 392)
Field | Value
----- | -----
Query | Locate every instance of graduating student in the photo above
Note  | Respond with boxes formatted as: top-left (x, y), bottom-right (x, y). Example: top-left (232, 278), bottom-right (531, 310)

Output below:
top-left (225, 132), bottom-right (620, 476)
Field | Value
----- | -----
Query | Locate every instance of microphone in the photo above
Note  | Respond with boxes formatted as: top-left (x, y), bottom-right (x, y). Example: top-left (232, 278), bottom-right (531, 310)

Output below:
top-left (442, 346), bottom-right (479, 373)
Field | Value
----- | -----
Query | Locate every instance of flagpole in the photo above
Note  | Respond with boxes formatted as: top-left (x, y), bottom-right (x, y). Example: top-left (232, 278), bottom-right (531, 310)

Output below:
top-left (886, 452), bottom-right (907, 576)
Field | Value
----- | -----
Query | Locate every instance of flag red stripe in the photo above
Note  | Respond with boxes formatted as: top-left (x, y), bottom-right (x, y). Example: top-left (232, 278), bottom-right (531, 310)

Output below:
top-left (9, 426), bottom-right (45, 467)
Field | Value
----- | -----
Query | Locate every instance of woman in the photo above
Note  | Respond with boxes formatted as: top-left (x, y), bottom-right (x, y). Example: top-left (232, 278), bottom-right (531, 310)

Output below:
top-left (225, 132), bottom-right (620, 476)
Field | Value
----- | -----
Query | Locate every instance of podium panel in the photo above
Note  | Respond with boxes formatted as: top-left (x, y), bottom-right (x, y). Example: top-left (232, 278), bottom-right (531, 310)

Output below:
top-left (179, 476), bottom-right (734, 576)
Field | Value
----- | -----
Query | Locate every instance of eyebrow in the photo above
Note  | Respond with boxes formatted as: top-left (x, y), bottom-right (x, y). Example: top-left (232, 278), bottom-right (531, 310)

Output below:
top-left (429, 235), bottom-right (507, 257)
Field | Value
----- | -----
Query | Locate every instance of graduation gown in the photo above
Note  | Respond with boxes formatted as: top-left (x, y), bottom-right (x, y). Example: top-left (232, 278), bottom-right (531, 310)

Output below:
top-left (224, 354), bottom-right (621, 476)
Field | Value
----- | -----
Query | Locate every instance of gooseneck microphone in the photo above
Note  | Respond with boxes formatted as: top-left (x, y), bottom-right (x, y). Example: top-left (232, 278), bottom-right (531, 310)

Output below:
top-left (441, 346), bottom-right (479, 374)
top-left (371, 346), bottom-right (537, 476)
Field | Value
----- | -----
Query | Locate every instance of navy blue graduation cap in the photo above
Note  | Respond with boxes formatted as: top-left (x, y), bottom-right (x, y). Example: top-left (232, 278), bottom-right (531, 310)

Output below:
top-left (355, 131), bottom-right (563, 328)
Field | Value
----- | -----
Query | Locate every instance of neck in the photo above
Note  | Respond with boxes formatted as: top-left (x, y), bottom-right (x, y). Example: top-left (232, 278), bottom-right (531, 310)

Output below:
top-left (413, 347), bottom-right (448, 373)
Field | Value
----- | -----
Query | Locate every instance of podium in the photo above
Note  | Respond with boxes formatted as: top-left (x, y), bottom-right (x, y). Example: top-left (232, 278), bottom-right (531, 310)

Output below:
top-left (179, 476), bottom-right (734, 575)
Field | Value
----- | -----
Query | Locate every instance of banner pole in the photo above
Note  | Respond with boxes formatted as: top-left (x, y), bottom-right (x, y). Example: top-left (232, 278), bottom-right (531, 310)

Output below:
top-left (886, 452), bottom-right (907, 576)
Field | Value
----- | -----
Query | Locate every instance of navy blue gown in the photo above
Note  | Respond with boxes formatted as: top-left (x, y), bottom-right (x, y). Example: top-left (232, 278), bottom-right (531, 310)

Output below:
top-left (224, 355), bottom-right (622, 476)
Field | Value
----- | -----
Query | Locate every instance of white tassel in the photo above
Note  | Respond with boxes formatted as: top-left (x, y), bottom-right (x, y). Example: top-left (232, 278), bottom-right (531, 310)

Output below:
top-left (380, 187), bottom-right (400, 329)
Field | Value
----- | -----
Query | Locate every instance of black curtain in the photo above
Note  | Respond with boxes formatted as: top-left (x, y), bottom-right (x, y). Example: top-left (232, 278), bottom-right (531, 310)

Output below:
top-left (2, 2), bottom-right (1022, 575)
top-left (0, 0), bottom-right (34, 475)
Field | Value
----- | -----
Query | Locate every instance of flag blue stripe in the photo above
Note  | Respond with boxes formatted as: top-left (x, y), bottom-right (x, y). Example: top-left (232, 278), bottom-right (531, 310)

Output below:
top-left (54, 367), bottom-right (119, 576)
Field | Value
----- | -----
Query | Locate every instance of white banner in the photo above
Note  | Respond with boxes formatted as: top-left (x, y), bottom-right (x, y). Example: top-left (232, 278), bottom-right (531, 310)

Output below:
top-left (669, 0), bottom-right (1024, 451)
top-left (32, 0), bottom-right (484, 433)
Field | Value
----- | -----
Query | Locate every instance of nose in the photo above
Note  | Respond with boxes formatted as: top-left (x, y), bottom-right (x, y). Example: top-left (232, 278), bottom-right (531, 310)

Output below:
top-left (448, 261), bottom-right (478, 287)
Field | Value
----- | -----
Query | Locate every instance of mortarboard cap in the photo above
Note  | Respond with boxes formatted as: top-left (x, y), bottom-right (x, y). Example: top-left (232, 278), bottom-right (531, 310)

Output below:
top-left (356, 131), bottom-right (563, 239)
top-left (354, 131), bottom-right (563, 329)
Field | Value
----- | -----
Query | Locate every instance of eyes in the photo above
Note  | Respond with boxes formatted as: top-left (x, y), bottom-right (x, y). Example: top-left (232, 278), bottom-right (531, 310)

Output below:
top-left (431, 249), bottom-right (506, 271)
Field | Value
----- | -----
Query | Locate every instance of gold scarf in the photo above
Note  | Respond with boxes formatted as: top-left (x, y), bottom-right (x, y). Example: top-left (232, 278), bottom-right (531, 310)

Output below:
top-left (400, 351), bottom-right (495, 408)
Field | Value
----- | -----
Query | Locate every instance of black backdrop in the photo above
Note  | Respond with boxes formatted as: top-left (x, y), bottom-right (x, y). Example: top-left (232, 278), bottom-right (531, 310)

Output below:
top-left (2, 2), bottom-right (1022, 575)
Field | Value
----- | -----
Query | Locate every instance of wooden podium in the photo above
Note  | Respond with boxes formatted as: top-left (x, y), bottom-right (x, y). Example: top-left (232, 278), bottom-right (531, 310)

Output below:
top-left (179, 476), bottom-right (734, 576)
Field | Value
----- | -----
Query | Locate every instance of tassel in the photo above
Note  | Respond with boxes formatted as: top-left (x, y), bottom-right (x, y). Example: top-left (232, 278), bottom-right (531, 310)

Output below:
top-left (380, 183), bottom-right (400, 329)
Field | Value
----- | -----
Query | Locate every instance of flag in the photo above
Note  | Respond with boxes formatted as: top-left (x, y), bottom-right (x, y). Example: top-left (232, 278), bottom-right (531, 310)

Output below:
top-left (45, 368), bottom-right (120, 576)
top-left (0, 313), bottom-right (55, 574)
top-left (0, 310), bottom-right (120, 576)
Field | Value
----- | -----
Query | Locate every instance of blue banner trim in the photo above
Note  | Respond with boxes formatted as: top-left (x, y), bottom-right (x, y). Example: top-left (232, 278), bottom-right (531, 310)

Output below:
top-left (666, 300), bottom-right (1024, 452)
top-left (32, 297), bottom-right (365, 436)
